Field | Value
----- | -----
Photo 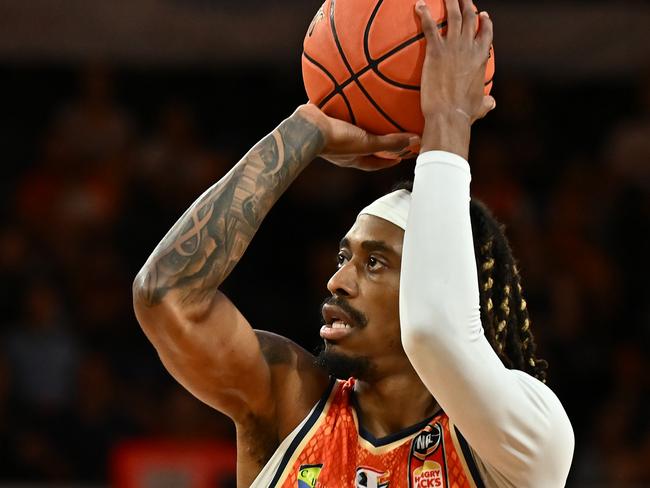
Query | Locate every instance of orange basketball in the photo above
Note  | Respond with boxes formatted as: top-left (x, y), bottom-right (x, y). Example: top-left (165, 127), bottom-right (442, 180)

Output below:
top-left (302, 0), bottom-right (495, 135)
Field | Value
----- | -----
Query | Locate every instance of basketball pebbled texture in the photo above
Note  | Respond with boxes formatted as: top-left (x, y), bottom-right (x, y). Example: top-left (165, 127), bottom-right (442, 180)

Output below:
top-left (302, 0), bottom-right (495, 135)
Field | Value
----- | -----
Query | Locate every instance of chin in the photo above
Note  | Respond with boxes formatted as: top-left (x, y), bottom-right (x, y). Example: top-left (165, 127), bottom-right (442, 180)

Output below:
top-left (315, 345), bottom-right (375, 381)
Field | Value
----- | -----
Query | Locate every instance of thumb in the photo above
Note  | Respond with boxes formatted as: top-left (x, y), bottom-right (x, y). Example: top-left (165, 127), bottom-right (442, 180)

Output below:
top-left (475, 96), bottom-right (496, 121)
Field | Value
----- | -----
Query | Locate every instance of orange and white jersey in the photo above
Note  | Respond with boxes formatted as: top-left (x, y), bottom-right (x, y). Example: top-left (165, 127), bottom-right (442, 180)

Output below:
top-left (251, 378), bottom-right (483, 488)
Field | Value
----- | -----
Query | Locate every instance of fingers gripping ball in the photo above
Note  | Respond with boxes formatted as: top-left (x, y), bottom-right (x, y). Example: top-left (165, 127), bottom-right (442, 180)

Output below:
top-left (302, 0), bottom-right (495, 135)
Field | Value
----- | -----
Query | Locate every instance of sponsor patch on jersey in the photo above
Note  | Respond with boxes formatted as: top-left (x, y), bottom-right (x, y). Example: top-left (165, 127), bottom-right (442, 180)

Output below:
top-left (412, 423), bottom-right (442, 460)
top-left (297, 463), bottom-right (322, 488)
top-left (412, 460), bottom-right (444, 487)
top-left (355, 466), bottom-right (390, 487)
top-left (408, 423), bottom-right (447, 488)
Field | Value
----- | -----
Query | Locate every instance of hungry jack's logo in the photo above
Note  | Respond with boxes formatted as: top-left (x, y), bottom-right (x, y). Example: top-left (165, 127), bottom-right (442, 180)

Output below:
top-left (408, 423), bottom-right (447, 488)
top-left (412, 461), bottom-right (444, 487)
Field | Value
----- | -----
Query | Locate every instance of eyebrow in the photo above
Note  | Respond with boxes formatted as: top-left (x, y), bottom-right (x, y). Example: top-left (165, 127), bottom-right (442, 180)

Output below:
top-left (339, 237), bottom-right (398, 256)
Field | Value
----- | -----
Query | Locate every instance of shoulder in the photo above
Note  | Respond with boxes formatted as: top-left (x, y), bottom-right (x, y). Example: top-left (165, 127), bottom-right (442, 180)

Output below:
top-left (234, 331), bottom-right (330, 479)
top-left (253, 330), bottom-right (330, 439)
top-left (255, 330), bottom-right (314, 367)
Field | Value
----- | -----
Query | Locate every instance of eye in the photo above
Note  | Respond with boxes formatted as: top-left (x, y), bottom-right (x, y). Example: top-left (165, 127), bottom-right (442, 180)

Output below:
top-left (336, 252), bottom-right (348, 268)
top-left (367, 255), bottom-right (382, 270)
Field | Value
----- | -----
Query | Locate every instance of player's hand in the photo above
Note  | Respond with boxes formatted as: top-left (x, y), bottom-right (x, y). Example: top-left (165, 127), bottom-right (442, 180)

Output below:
top-left (415, 0), bottom-right (494, 155)
top-left (416, 0), bottom-right (494, 123)
top-left (296, 104), bottom-right (420, 171)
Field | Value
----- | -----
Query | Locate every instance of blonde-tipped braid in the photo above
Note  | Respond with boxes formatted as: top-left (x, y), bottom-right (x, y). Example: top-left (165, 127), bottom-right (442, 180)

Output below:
top-left (468, 199), bottom-right (548, 382)
top-left (511, 265), bottom-right (548, 382)
top-left (477, 238), bottom-right (501, 355)
top-left (495, 283), bottom-right (511, 353)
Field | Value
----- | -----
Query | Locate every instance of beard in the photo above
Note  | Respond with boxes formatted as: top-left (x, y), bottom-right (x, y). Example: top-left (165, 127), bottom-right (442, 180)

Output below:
top-left (317, 295), bottom-right (375, 380)
top-left (315, 345), bottom-right (376, 381)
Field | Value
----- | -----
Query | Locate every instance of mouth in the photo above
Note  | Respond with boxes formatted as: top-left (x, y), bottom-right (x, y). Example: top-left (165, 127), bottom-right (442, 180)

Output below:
top-left (320, 303), bottom-right (357, 341)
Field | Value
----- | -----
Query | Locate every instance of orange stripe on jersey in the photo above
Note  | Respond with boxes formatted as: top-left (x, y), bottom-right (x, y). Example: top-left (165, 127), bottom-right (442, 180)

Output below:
top-left (271, 378), bottom-right (483, 488)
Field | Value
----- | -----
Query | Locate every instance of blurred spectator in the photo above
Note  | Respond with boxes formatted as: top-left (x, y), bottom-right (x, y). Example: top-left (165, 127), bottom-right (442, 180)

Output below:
top-left (136, 101), bottom-right (227, 211)
top-left (0, 224), bottom-right (31, 324)
top-left (3, 278), bottom-right (79, 481)
top-left (65, 352), bottom-right (134, 482)
top-left (15, 64), bottom-right (134, 275)
top-left (55, 63), bottom-right (133, 165)
top-left (5, 278), bottom-right (79, 412)
top-left (605, 71), bottom-right (650, 190)
top-left (573, 343), bottom-right (650, 486)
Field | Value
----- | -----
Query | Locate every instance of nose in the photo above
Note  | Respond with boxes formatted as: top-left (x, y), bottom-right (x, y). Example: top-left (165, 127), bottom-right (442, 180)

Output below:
top-left (327, 261), bottom-right (359, 297)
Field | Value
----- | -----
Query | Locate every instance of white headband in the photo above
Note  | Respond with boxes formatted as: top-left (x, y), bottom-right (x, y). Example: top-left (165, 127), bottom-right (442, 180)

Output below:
top-left (358, 189), bottom-right (411, 230)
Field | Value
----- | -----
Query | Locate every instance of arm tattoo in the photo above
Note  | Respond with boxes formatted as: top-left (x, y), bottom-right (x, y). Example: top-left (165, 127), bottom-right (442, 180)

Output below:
top-left (136, 114), bottom-right (324, 306)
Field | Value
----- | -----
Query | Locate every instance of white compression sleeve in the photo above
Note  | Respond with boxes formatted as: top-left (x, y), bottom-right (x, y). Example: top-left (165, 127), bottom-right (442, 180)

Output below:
top-left (400, 151), bottom-right (574, 487)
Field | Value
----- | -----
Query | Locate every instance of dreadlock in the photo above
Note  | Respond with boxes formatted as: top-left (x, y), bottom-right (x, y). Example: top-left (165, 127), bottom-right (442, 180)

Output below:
top-left (391, 181), bottom-right (548, 383)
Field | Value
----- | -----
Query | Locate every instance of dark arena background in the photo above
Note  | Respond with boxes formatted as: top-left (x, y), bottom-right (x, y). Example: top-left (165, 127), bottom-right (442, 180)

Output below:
top-left (0, 1), bottom-right (649, 486)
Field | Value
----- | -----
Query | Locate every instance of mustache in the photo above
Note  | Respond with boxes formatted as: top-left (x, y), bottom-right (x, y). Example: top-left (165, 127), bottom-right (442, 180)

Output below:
top-left (320, 296), bottom-right (368, 329)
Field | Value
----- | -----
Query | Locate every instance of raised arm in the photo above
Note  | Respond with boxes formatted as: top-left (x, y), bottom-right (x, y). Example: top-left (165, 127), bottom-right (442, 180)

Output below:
top-left (132, 104), bottom-right (415, 424)
top-left (400, 0), bottom-right (573, 486)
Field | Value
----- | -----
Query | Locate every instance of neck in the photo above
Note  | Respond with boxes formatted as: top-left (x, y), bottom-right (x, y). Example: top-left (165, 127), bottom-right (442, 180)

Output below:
top-left (352, 366), bottom-right (439, 440)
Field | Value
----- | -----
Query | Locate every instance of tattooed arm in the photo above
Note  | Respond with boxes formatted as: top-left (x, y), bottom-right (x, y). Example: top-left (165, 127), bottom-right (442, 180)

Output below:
top-left (135, 113), bottom-right (323, 310)
top-left (132, 105), bottom-right (415, 428)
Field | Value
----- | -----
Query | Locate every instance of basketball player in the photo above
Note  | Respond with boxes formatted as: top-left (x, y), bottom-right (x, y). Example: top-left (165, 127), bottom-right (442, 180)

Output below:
top-left (133, 0), bottom-right (574, 486)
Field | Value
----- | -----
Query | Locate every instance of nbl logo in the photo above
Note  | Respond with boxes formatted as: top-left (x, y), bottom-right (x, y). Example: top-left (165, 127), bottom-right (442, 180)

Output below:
top-left (412, 424), bottom-right (442, 461)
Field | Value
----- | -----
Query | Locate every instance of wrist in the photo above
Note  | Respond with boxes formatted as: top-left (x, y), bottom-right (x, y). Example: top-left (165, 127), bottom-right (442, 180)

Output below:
top-left (294, 104), bottom-right (329, 155)
top-left (420, 111), bottom-right (471, 159)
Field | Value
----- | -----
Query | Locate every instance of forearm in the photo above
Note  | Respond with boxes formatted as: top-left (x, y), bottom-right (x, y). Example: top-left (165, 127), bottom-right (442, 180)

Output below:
top-left (134, 110), bottom-right (324, 308)
top-left (400, 151), bottom-right (505, 424)
top-left (400, 151), bottom-right (573, 485)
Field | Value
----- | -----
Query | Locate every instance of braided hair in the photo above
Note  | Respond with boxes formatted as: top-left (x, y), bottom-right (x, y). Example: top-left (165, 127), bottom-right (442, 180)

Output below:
top-left (392, 181), bottom-right (548, 383)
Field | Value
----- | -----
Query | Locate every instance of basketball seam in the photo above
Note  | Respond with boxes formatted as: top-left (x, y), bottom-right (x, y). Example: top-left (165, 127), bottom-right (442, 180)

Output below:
top-left (328, 0), bottom-right (406, 132)
top-left (302, 52), bottom-right (357, 124)
top-left (362, 0), bottom-right (442, 91)
top-left (312, 63), bottom-right (373, 110)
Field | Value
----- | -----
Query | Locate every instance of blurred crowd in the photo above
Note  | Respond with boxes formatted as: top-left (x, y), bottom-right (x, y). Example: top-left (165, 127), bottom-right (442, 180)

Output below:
top-left (0, 63), bottom-right (648, 486)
